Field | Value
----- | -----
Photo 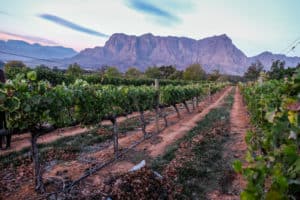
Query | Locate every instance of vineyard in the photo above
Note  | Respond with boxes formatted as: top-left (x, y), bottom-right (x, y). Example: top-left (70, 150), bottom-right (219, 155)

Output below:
top-left (0, 69), bottom-right (299, 199)
top-left (236, 71), bottom-right (300, 199)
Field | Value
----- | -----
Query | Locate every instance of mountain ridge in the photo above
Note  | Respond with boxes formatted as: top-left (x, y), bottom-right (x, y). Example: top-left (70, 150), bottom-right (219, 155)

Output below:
top-left (0, 39), bottom-right (77, 63)
top-left (65, 33), bottom-right (300, 75)
top-left (1, 34), bottom-right (300, 75)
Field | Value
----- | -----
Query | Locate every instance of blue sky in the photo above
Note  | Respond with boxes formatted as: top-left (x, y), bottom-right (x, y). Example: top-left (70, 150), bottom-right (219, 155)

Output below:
top-left (0, 0), bottom-right (299, 57)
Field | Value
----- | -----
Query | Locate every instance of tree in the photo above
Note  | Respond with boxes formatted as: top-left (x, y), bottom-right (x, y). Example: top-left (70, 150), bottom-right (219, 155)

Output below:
top-left (268, 60), bottom-right (285, 80)
top-left (125, 67), bottom-right (142, 78)
top-left (208, 69), bottom-right (221, 81)
top-left (158, 65), bottom-right (177, 79)
top-left (267, 60), bottom-right (300, 80)
top-left (244, 61), bottom-right (264, 81)
top-left (104, 66), bottom-right (122, 78)
top-left (4, 60), bottom-right (28, 79)
top-left (66, 63), bottom-right (83, 77)
top-left (183, 63), bottom-right (206, 81)
top-left (35, 65), bottom-right (68, 85)
top-left (169, 70), bottom-right (183, 80)
top-left (145, 66), bottom-right (161, 79)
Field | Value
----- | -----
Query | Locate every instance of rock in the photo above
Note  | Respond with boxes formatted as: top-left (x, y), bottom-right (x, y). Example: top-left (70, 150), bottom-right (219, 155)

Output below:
top-left (129, 160), bottom-right (146, 172)
top-left (234, 154), bottom-right (240, 158)
top-left (65, 33), bottom-right (295, 75)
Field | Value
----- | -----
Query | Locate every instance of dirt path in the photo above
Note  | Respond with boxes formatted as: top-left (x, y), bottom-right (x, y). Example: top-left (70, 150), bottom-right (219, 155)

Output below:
top-left (138, 86), bottom-right (232, 157)
top-left (208, 86), bottom-right (249, 200)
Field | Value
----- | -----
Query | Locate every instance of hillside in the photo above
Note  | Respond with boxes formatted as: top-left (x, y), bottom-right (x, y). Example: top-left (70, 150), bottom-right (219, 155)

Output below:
top-left (0, 40), bottom-right (77, 64)
top-left (65, 33), bottom-right (300, 75)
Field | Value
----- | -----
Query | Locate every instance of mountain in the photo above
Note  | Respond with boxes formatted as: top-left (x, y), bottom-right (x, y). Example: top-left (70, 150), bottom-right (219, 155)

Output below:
top-left (0, 40), bottom-right (77, 65)
top-left (2, 34), bottom-right (299, 75)
top-left (249, 51), bottom-right (300, 70)
top-left (64, 33), bottom-right (300, 75)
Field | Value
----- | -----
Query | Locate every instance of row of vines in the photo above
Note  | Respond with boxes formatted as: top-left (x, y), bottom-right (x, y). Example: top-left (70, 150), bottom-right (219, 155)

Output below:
top-left (235, 70), bottom-right (300, 199)
top-left (0, 71), bottom-right (227, 193)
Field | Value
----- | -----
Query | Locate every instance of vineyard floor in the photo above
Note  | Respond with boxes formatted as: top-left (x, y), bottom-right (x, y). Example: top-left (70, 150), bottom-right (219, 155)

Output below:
top-left (0, 86), bottom-right (250, 200)
top-left (208, 86), bottom-right (249, 200)
top-left (0, 112), bottom-right (144, 156)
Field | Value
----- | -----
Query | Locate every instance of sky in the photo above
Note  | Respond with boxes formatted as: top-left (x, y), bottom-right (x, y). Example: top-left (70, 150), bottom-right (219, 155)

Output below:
top-left (0, 0), bottom-right (300, 56)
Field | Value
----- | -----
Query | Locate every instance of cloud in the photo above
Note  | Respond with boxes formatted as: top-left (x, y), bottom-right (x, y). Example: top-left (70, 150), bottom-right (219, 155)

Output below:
top-left (0, 11), bottom-right (10, 16)
top-left (126, 0), bottom-right (180, 25)
top-left (38, 14), bottom-right (109, 38)
top-left (0, 31), bottom-right (59, 45)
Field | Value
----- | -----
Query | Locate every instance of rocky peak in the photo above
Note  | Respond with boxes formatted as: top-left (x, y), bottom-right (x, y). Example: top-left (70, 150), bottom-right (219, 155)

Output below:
top-left (65, 33), bottom-right (300, 75)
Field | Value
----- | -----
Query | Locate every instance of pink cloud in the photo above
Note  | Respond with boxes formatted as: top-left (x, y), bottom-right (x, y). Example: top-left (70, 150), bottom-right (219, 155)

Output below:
top-left (0, 31), bottom-right (59, 46)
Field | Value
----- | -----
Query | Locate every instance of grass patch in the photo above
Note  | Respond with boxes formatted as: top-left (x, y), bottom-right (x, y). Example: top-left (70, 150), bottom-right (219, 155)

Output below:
top-left (151, 144), bottom-right (179, 172)
top-left (173, 91), bottom-right (235, 198)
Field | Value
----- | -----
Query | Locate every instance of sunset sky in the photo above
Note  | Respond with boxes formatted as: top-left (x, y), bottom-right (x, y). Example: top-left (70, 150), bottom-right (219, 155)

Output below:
top-left (0, 0), bottom-right (299, 56)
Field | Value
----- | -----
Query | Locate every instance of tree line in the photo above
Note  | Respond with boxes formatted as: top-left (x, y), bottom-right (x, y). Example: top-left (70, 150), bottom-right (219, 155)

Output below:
top-left (1, 61), bottom-right (244, 84)
top-left (244, 60), bottom-right (300, 81)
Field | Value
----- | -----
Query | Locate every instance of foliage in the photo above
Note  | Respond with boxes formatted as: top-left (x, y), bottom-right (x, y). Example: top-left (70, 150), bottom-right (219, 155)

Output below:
top-left (66, 63), bottom-right (83, 78)
top-left (4, 60), bottom-right (28, 79)
top-left (168, 70), bottom-right (183, 80)
top-left (0, 75), bottom-right (220, 128)
top-left (244, 61), bottom-right (264, 81)
top-left (104, 66), bottom-right (122, 78)
top-left (145, 66), bottom-right (161, 79)
top-left (239, 71), bottom-right (300, 199)
top-left (268, 60), bottom-right (300, 80)
top-left (158, 65), bottom-right (177, 79)
top-left (35, 65), bottom-right (73, 86)
top-left (183, 63), bottom-right (206, 81)
top-left (125, 67), bottom-right (142, 78)
top-left (207, 69), bottom-right (221, 81)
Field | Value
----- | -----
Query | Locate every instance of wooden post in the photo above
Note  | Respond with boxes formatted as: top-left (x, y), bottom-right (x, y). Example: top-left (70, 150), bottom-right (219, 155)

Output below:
top-left (209, 83), bottom-right (212, 102)
top-left (111, 116), bottom-right (118, 158)
top-left (155, 79), bottom-right (160, 134)
top-left (139, 110), bottom-right (147, 138)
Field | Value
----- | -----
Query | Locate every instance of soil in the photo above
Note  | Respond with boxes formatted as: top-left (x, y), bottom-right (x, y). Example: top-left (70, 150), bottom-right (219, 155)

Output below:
top-left (138, 86), bottom-right (232, 157)
top-left (208, 86), bottom-right (250, 200)
top-left (0, 112), bottom-right (143, 156)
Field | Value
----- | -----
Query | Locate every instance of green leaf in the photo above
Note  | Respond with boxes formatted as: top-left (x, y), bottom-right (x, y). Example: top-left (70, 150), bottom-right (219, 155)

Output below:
top-left (4, 97), bottom-right (20, 112)
top-left (0, 90), bottom-right (6, 102)
top-left (245, 151), bottom-right (254, 163)
top-left (27, 71), bottom-right (37, 81)
top-left (265, 110), bottom-right (276, 123)
top-left (240, 191), bottom-right (256, 200)
top-left (232, 160), bottom-right (243, 173)
top-left (266, 190), bottom-right (284, 200)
